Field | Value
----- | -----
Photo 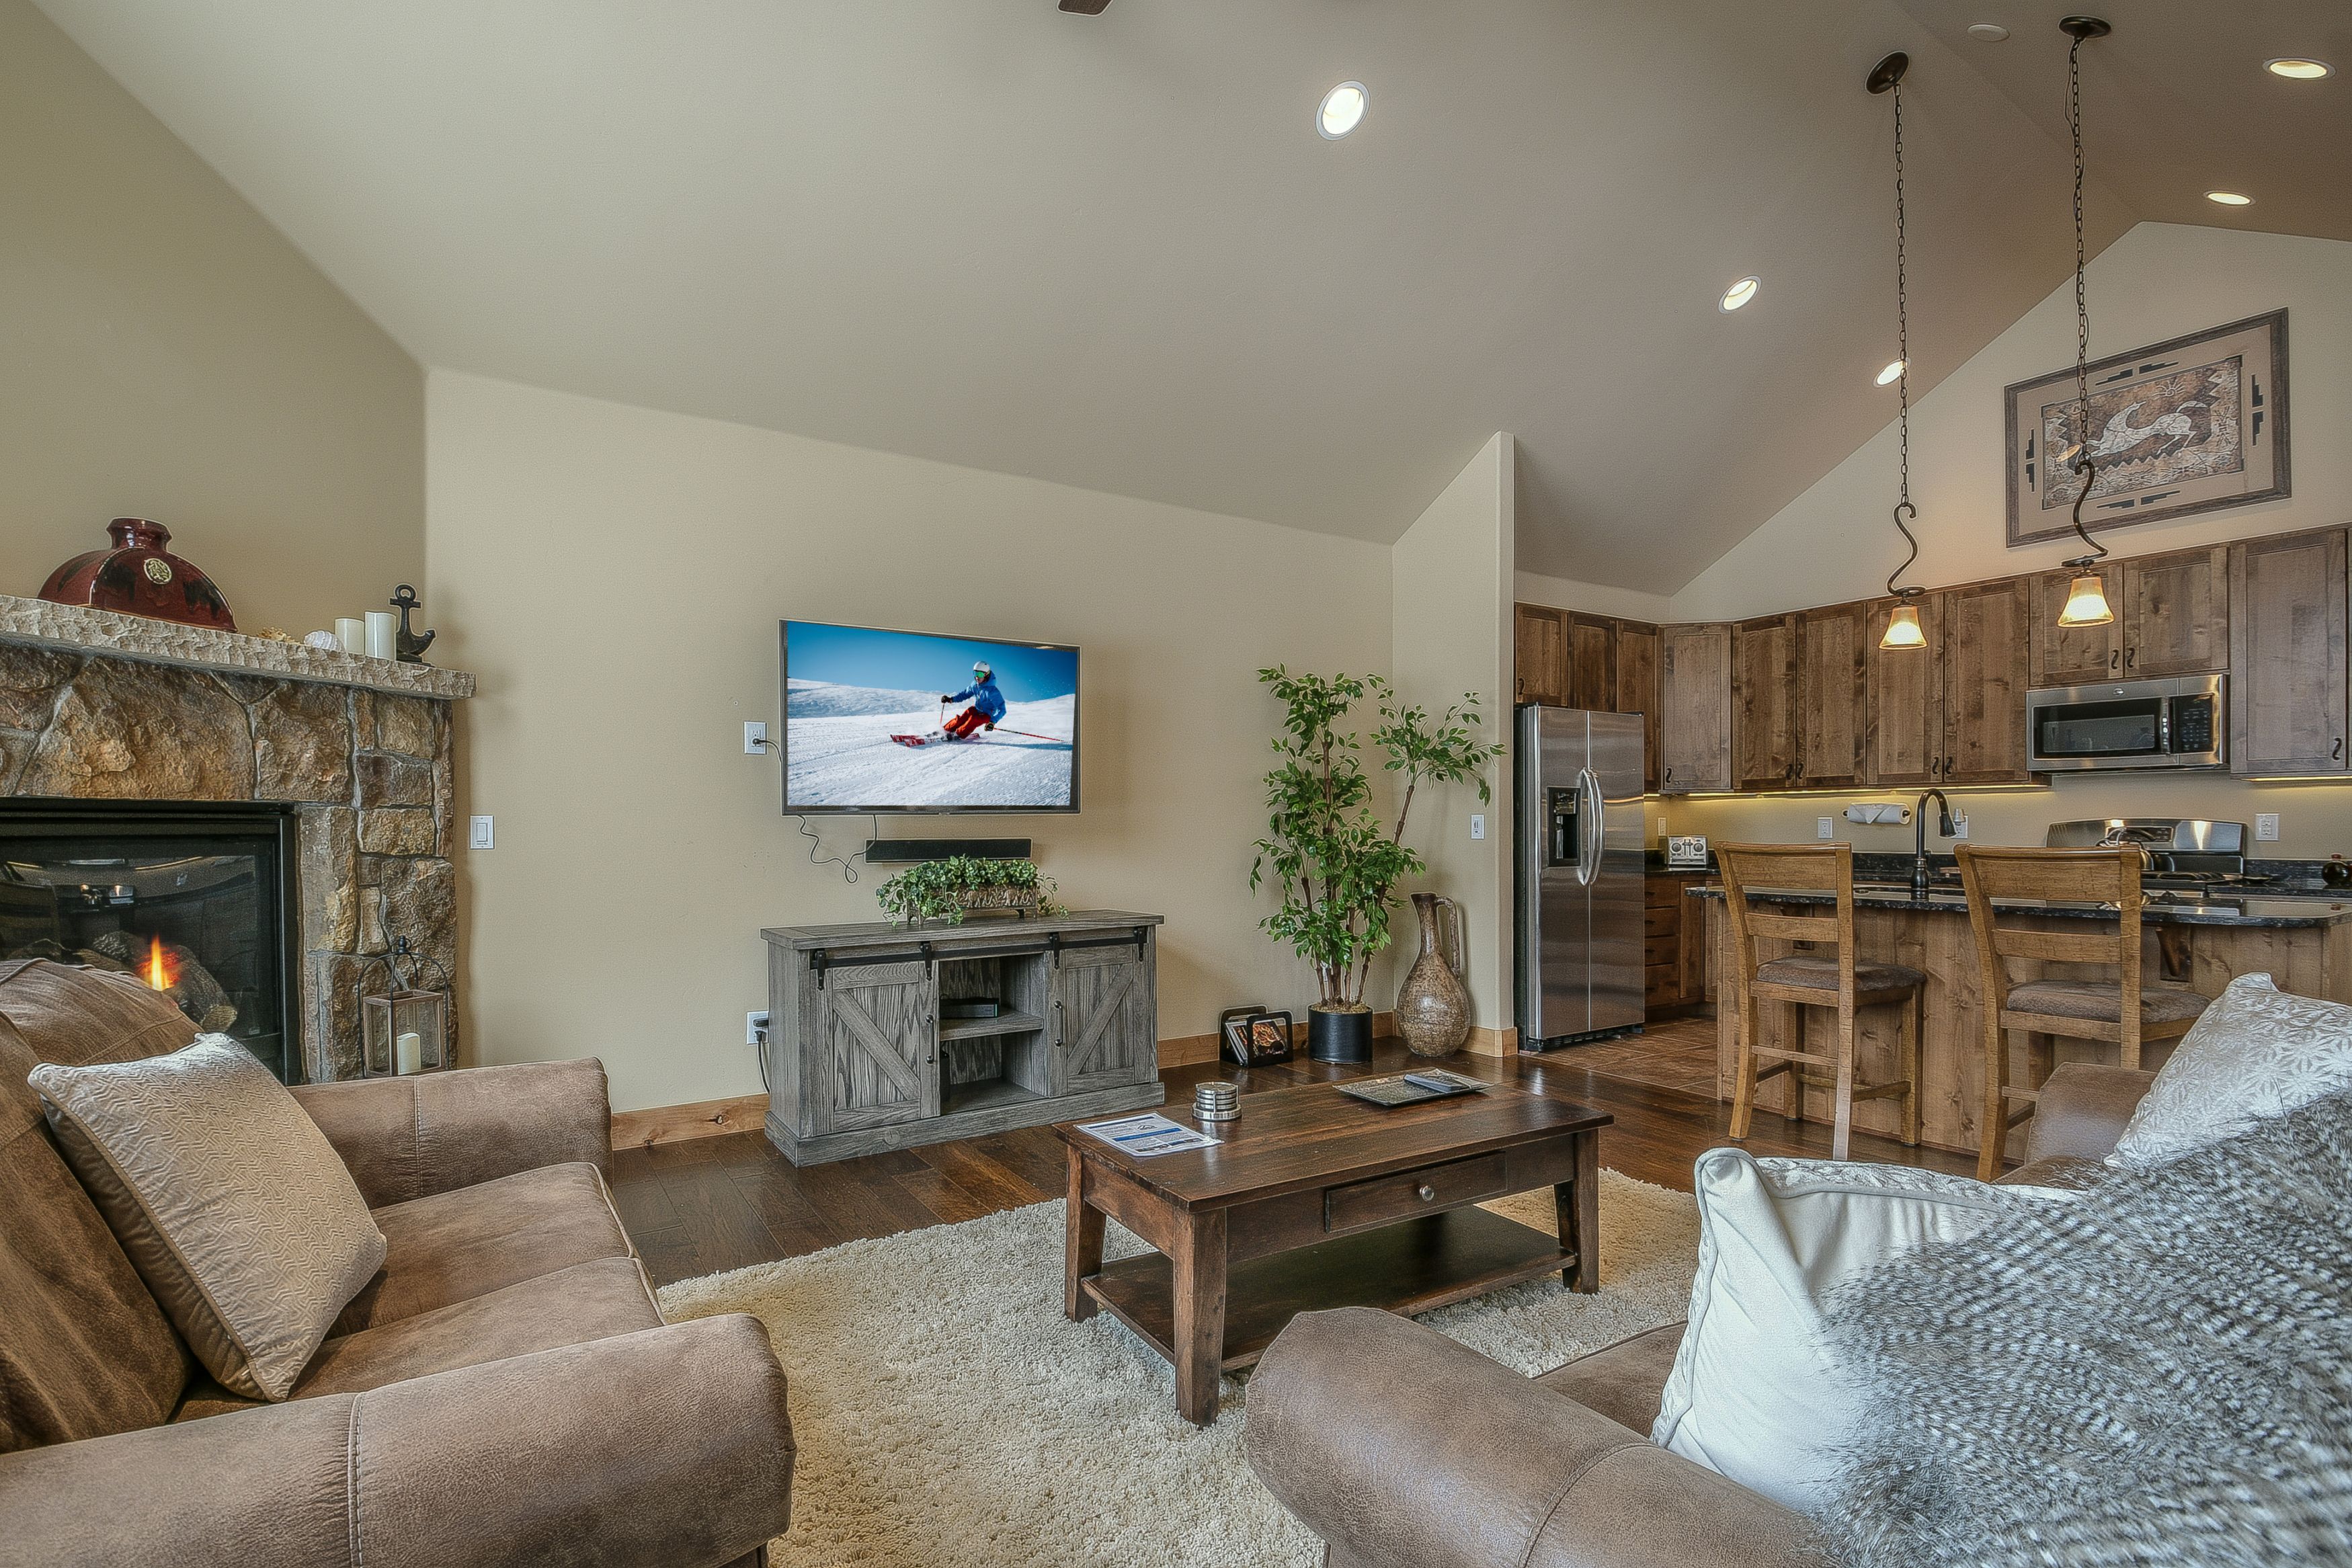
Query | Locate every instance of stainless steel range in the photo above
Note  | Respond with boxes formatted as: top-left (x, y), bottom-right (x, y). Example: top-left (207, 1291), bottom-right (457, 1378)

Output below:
top-left (2043, 818), bottom-right (2267, 898)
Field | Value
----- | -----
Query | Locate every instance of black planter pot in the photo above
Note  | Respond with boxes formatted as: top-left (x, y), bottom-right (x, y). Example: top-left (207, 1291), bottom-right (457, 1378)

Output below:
top-left (1307, 1005), bottom-right (1373, 1065)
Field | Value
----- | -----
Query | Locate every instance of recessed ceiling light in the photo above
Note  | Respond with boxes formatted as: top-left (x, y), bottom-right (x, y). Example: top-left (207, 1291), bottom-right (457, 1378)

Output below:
top-left (1876, 360), bottom-right (1906, 386)
top-left (2206, 190), bottom-right (2254, 206)
top-left (2264, 57), bottom-right (2335, 80)
top-left (1317, 82), bottom-right (1367, 139)
top-left (1966, 24), bottom-right (2010, 42)
top-left (1719, 276), bottom-right (1760, 312)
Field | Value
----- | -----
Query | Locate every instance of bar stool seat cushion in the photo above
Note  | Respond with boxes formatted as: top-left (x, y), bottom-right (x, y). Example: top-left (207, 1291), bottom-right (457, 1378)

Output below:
top-left (2004, 979), bottom-right (2209, 1026)
top-left (1753, 956), bottom-right (1925, 999)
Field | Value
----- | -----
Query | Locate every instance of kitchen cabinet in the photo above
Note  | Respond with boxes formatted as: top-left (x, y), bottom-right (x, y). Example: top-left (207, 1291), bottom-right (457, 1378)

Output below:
top-left (1865, 595), bottom-right (1944, 786)
top-left (1659, 623), bottom-right (1733, 794)
top-left (1797, 602), bottom-right (1871, 789)
top-left (2230, 528), bottom-right (2349, 776)
top-left (1644, 874), bottom-right (1709, 1016)
top-left (2123, 545), bottom-right (2230, 677)
top-left (1733, 614), bottom-right (1801, 792)
top-left (1513, 604), bottom-right (1568, 706)
top-left (1616, 620), bottom-right (1661, 792)
top-left (2027, 565), bottom-right (2123, 686)
top-left (1566, 614), bottom-right (1617, 711)
top-left (1939, 579), bottom-right (2033, 784)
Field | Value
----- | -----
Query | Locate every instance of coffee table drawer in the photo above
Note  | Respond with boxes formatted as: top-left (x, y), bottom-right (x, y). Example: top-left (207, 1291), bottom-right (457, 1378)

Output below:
top-left (1324, 1151), bottom-right (1508, 1235)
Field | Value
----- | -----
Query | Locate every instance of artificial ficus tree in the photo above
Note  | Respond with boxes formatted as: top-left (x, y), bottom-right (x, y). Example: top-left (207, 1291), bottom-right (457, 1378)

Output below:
top-left (1249, 667), bottom-right (1502, 1012)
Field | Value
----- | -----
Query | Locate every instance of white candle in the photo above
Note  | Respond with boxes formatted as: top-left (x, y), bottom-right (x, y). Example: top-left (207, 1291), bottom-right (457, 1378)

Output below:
top-left (335, 618), bottom-right (366, 655)
top-left (366, 611), bottom-right (398, 660)
top-left (395, 1030), bottom-right (423, 1075)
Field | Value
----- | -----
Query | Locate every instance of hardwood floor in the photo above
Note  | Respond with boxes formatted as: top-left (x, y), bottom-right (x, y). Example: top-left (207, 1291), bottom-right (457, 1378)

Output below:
top-left (613, 1024), bottom-right (1975, 1286)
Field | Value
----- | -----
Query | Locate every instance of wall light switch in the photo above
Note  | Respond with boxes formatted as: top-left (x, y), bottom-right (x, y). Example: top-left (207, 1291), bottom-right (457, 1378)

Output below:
top-left (1817, 817), bottom-right (1834, 840)
top-left (468, 815), bottom-right (494, 850)
top-left (747, 1010), bottom-right (770, 1047)
top-left (2257, 813), bottom-right (2281, 842)
top-left (1469, 814), bottom-right (1486, 841)
top-left (744, 720), bottom-right (768, 755)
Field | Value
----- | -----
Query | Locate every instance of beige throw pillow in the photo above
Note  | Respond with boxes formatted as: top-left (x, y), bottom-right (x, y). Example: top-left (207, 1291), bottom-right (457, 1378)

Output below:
top-left (30, 1036), bottom-right (386, 1400)
top-left (2109, 972), bottom-right (2352, 1169)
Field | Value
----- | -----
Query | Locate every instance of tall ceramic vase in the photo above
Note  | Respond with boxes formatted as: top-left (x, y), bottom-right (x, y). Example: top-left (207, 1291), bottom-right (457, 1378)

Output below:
top-left (1395, 892), bottom-right (1471, 1057)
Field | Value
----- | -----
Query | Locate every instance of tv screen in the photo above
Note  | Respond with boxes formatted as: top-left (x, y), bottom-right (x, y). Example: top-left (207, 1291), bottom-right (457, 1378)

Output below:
top-left (780, 620), bottom-right (1080, 813)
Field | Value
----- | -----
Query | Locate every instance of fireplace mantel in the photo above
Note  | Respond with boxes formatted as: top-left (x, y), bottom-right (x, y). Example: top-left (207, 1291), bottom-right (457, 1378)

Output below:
top-left (0, 593), bottom-right (475, 700)
top-left (2, 597), bottom-right (469, 1082)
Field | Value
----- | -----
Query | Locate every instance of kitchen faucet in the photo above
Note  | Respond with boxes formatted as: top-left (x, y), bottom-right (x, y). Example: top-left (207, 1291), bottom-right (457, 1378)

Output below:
top-left (1913, 790), bottom-right (1957, 900)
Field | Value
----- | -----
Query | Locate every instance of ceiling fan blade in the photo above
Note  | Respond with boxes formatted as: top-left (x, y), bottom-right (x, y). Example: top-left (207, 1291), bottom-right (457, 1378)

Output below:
top-left (1059, 0), bottom-right (1110, 12)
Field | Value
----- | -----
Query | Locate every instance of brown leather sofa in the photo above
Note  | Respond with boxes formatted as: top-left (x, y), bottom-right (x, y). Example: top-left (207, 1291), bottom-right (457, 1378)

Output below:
top-left (0, 958), bottom-right (793, 1568)
top-left (1245, 1063), bottom-right (2154, 1568)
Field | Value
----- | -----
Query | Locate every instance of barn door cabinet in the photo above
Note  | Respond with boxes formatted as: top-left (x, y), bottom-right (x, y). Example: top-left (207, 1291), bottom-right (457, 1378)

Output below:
top-left (762, 910), bottom-right (1166, 1165)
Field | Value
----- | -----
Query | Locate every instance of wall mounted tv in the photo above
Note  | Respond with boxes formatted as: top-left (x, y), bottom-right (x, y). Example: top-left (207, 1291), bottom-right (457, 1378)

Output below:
top-left (780, 620), bottom-right (1080, 813)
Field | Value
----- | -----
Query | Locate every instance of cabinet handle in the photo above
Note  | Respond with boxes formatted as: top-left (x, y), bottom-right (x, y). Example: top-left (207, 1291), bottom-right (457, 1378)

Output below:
top-left (2336, 738), bottom-right (2345, 762)
top-left (2110, 649), bottom-right (2120, 671)
top-left (1416, 1183), bottom-right (1437, 1202)
top-left (1053, 999), bottom-right (1064, 1045)
top-left (2125, 649), bottom-right (2136, 670)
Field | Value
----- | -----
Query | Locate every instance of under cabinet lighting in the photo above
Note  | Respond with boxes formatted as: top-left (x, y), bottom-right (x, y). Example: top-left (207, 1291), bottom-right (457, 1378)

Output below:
top-left (2264, 58), bottom-right (2334, 80)
top-left (1719, 276), bottom-right (1760, 312)
top-left (1317, 82), bottom-right (1367, 139)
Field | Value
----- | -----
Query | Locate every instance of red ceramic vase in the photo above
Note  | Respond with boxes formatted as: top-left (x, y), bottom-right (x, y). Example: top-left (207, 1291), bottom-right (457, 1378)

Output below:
top-left (40, 519), bottom-right (237, 632)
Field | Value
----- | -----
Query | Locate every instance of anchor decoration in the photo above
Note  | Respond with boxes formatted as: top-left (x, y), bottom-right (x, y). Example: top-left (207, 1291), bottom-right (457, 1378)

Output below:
top-left (389, 584), bottom-right (436, 665)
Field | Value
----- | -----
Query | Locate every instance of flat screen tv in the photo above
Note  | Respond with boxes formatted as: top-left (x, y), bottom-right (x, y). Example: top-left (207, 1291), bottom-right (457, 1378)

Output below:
top-left (780, 620), bottom-right (1080, 813)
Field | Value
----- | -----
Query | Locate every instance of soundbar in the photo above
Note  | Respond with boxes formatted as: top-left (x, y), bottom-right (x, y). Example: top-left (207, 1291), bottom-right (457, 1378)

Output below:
top-left (863, 837), bottom-right (1034, 864)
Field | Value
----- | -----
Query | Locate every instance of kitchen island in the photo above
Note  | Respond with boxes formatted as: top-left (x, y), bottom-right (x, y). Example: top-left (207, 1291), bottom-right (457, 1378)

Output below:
top-left (1693, 884), bottom-right (2352, 1162)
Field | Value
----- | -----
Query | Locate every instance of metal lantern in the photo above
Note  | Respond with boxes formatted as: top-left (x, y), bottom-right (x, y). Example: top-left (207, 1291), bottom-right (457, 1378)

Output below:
top-left (358, 936), bottom-right (453, 1077)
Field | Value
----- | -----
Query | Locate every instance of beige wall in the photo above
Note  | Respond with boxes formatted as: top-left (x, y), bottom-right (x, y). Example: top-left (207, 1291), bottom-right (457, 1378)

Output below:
top-left (425, 372), bottom-right (1395, 1113)
top-left (1391, 436), bottom-right (1516, 1038)
top-left (1663, 222), bottom-right (2352, 860)
top-left (0, 0), bottom-right (422, 635)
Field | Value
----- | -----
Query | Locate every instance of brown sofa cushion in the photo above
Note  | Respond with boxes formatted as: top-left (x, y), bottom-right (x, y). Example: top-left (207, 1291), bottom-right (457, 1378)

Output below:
top-left (0, 960), bottom-right (195, 1452)
top-left (333, 1161), bottom-right (636, 1334)
top-left (32, 1038), bottom-right (387, 1401)
top-left (1534, 1321), bottom-right (1686, 1434)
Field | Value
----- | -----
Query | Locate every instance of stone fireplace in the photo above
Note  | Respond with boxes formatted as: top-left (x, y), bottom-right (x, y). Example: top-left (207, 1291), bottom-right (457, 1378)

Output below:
top-left (0, 595), bottom-right (473, 1081)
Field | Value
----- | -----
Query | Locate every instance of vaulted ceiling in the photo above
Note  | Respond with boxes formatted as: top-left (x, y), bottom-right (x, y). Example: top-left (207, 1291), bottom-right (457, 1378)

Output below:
top-left (35, 1), bottom-right (2348, 591)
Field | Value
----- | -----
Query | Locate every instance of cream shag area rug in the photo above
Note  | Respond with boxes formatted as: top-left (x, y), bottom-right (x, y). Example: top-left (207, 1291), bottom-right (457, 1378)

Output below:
top-left (657, 1170), bottom-right (1699, 1568)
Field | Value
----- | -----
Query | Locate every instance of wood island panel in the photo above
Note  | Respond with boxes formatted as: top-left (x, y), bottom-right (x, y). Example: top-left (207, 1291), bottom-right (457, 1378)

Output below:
top-left (1706, 897), bottom-right (2352, 1162)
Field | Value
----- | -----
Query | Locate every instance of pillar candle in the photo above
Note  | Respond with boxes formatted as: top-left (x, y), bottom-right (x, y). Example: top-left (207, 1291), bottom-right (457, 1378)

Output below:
top-left (335, 618), bottom-right (366, 655)
top-left (365, 610), bottom-right (397, 660)
top-left (395, 1030), bottom-right (423, 1075)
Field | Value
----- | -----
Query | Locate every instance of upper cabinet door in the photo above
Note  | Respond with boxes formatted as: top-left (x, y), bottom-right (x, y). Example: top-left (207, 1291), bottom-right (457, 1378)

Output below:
top-left (1797, 603), bottom-right (1871, 790)
top-left (1513, 604), bottom-right (1568, 706)
top-left (1659, 624), bottom-right (1733, 794)
top-left (1615, 620), bottom-right (1661, 792)
top-left (1866, 596), bottom-right (1944, 786)
top-left (2123, 546), bottom-right (2230, 677)
top-left (2028, 565), bottom-right (2123, 687)
top-left (1566, 614), bottom-right (1619, 712)
top-left (1940, 581), bottom-right (2033, 784)
top-left (2230, 529), bottom-right (2349, 776)
top-left (1732, 614), bottom-right (1801, 792)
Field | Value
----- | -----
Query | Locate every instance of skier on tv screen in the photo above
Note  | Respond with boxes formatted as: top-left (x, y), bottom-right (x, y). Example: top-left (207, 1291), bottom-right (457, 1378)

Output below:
top-left (938, 661), bottom-right (1006, 741)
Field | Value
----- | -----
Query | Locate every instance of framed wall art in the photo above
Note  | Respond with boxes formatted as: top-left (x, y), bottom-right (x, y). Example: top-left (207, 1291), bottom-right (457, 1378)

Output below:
top-left (2004, 308), bottom-right (2288, 547)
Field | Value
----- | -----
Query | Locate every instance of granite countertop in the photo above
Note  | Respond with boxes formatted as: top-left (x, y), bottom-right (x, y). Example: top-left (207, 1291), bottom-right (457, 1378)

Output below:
top-left (1685, 883), bottom-right (2352, 929)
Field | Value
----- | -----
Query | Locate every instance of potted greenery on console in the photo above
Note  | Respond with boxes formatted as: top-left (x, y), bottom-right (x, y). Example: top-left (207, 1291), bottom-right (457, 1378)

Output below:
top-left (876, 856), bottom-right (1065, 926)
top-left (1250, 668), bottom-right (1502, 1063)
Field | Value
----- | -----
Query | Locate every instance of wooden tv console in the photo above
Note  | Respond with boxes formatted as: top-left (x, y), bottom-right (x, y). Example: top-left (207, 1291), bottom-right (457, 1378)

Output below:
top-left (760, 910), bottom-right (1166, 1165)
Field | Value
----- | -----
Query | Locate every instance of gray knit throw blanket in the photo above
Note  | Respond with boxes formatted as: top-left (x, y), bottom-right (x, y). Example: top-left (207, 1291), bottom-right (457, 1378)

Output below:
top-left (1818, 1087), bottom-right (2352, 1567)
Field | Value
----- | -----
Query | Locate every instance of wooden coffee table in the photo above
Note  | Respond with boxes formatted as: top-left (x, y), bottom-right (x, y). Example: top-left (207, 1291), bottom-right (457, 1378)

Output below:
top-left (1056, 1077), bottom-right (1610, 1423)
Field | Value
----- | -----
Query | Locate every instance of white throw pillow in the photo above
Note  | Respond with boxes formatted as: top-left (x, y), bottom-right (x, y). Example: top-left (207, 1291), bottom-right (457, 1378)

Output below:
top-left (2109, 971), bottom-right (2352, 1169)
top-left (1651, 1149), bottom-right (2076, 1516)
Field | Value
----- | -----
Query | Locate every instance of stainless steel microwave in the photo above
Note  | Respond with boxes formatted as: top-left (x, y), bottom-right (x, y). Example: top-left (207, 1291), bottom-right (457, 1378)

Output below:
top-left (2025, 673), bottom-right (2226, 771)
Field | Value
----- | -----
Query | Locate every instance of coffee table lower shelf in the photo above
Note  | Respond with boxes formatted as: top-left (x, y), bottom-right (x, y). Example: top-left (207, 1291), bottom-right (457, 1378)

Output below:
top-left (1081, 1206), bottom-right (1574, 1374)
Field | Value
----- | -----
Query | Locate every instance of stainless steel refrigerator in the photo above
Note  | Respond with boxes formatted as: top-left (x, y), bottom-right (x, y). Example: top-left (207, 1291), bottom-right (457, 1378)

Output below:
top-left (1514, 705), bottom-right (1646, 1050)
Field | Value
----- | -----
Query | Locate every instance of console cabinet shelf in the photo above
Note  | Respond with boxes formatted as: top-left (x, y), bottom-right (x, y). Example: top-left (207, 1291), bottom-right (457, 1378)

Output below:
top-left (760, 910), bottom-right (1166, 1165)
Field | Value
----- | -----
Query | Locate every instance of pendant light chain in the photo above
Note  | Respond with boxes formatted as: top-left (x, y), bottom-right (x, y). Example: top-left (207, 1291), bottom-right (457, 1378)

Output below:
top-left (2065, 24), bottom-right (2108, 565)
top-left (1879, 56), bottom-right (1921, 607)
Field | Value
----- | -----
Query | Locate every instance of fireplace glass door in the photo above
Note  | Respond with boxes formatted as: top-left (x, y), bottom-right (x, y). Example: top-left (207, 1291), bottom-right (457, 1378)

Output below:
top-left (0, 804), bottom-right (299, 1081)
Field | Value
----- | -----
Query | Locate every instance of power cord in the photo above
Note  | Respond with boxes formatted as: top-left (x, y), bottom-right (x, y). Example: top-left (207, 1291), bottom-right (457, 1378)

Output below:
top-left (756, 732), bottom-right (877, 885)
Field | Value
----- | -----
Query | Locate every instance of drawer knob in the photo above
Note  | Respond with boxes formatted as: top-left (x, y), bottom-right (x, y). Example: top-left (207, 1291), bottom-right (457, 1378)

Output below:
top-left (1416, 1183), bottom-right (1437, 1202)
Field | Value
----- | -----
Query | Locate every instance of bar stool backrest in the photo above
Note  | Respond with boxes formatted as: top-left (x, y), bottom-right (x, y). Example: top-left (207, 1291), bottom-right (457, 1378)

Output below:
top-left (1715, 842), bottom-right (1858, 1005)
top-left (1953, 843), bottom-right (2147, 1035)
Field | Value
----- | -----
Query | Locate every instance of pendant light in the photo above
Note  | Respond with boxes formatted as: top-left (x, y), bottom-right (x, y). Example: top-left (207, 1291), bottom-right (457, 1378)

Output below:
top-left (2054, 17), bottom-right (2115, 629)
top-left (1869, 52), bottom-right (1926, 649)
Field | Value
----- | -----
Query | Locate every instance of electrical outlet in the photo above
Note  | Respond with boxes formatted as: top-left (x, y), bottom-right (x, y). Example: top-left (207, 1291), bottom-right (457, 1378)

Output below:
top-left (1470, 813), bottom-right (1485, 841)
top-left (743, 720), bottom-right (768, 755)
top-left (1951, 816), bottom-right (1970, 841)
top-left (747, 1010), bottom-right (770, 1047)
top-left (2256, 813), bottom-right (2281, 842)
top-left (1817, 817), bottom-right (1834, 840)
top-left (468, 815), bottom-right (494, 850)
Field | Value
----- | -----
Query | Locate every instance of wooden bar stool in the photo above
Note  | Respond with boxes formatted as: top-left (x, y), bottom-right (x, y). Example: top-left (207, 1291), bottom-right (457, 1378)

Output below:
top-left (1955, 844), bottom-right (2212, 1181)
top-left (1720, 843), bottom-right (1923, 1161)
